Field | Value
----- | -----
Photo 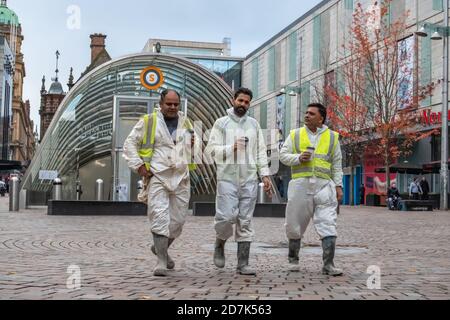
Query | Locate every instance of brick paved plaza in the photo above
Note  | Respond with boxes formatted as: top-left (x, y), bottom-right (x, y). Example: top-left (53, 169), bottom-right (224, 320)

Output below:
top-left (0, 196), bottom-right (449, 300)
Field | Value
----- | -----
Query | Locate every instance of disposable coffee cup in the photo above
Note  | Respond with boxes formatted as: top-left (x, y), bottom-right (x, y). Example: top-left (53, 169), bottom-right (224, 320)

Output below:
top-left (306, 146), bottom-right (315, 161)
top-left (238, 137), bottom-right (249, 148)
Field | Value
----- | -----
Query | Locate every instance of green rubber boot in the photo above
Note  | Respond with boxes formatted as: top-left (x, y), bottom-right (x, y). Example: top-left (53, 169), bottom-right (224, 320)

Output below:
top-left (322, 236), bottom-right (343, 277)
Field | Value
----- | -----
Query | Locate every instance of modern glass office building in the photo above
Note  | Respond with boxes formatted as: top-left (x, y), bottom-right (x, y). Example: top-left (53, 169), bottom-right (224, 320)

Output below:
top-left (21, 53), bottom-right (233, 205)
top-left (243, 0), bottom-right (450, 203)
top-left (188, 57), bottom-right (242, 90)
top-left (143, 38), bottom-right (243, 91)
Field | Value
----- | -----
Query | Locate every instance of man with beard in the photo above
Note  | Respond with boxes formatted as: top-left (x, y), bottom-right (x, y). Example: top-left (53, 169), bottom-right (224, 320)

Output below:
top-left (206, 88), bottom-right (273, 275)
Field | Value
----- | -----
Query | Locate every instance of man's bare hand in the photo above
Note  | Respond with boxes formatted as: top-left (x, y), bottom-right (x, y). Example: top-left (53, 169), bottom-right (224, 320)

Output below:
top-left (299, 151), bottom-right (312, 163)
top-left (233, 137), bottom-right (247, 152)
top-left (336, 187), bottom-right (344, 203)
top-left (138, 165), bottom-right (153, 178)
top-left (262, 176), bottom-right (273, 198)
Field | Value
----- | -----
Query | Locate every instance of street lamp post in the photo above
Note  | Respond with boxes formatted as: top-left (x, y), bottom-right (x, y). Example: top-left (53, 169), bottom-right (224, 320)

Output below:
top-left (417, 1), bottom-right (450, 210)
top-left (279, 86), bottom-right (302, 130)
top-left (442, 0), bottom-right (449, 211)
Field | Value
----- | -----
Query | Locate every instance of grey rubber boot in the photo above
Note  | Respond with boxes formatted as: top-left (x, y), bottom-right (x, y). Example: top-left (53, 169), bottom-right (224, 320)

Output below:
top-left (151, 238), bottom-right (175, 270)
top-left (322, 236), bottom-right (343, 276)
top-left (288, 239), bottom-right (301, 265)
top-left (152, 233), bottom-right (169, 277)
top-left (214, 238), bottom-right (226, 268)
top-left (237, 242), bottom-right (256, 276)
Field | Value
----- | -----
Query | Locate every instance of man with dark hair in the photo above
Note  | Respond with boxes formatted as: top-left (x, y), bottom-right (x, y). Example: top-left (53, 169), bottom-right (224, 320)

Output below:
top-left (123, 89), bottom-right (197, 277)
top-left (206, 87), bottom-right (272, 276)
top-left (308, 102), bottom-right (328, 124)
top-left (234, 88), bottom-right (253, 101)
top-left (280, 103), bottom-right (344, 276)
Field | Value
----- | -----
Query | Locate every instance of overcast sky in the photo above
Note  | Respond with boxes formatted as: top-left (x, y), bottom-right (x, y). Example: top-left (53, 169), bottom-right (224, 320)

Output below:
top-left (10, 0), bottom-right (323, 135)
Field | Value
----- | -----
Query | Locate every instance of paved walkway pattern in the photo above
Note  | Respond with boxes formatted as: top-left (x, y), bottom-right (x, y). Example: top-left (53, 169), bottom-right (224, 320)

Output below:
top-left (0, 196), bottom-right (449, 300)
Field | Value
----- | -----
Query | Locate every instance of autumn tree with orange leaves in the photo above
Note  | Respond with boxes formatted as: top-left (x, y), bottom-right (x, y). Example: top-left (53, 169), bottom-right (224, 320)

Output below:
top-left (326, 0), bottom-right (436, 201)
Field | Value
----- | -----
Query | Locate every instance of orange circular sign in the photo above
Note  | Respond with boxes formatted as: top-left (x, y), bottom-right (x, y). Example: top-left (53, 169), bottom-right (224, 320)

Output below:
top-left (140, 66), bottom-right (164, 90)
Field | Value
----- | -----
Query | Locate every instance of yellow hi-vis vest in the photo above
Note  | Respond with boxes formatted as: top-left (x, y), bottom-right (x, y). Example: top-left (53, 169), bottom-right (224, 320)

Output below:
top-left (138, 112), bottom-right (197, 172)
top-left (290, 127), bottom-right (339, 180)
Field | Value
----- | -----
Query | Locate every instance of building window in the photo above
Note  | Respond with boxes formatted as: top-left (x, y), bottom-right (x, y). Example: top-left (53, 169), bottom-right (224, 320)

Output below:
top-left (420, 35), bottom-right (432, 107)
top-left (191, 59), bottom-right (242, 90)
top-left (288, 31), bottom-right (298, 82)
top-left (284, 95), bottom-right (292, 137)
top-left (301, 82), bottom-right (310, 118)
top-left (431, 135), bottom-right (440, 162)
top-left (268, 46), bottom-right (276, 92)
top-left (344, 0), bottom-right (354, 10)
top-left (248, 107), bottom-right (254, 118)
top-left (433, 0), bottom-right (443, 11)
top-left (260, 101), bottom-right (268, 129)
top-left (335, 67), bottom-right (345, 96)
top-left (324, 70), bottom-right (335, 107)
top-left (313, 15), bottom-right (322, 70)
top-left (431, 132), bottom-right (450, 162)
top-left (252, 58), bottom-right (259, 99)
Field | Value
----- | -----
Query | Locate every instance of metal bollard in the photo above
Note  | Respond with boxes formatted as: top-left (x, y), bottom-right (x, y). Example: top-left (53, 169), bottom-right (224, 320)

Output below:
top-left (76, 181), bottom-right (83, 201)
top-left (9, 177), bottom-right (20, 212)
top-left (257, 182), bottom-right (270, 204)
top-left (52, 178), bottom-right (63, 201)
top-left (95, 179), bottom-right (104, 201)
top-left (137, 180), bottom-right (144, 192)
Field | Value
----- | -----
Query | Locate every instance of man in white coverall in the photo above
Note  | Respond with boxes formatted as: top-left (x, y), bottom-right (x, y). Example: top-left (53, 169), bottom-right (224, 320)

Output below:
top-left (280, 103), bottom-right (344, 276)
top-left (206, 88), bottom-right (273, 276)
top-left (123, 89), bottom-right (196, 277)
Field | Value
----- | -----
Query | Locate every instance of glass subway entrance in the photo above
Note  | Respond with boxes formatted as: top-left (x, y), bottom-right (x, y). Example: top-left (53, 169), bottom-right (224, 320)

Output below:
top-left (20, 53), bottom-right (232, 207)
top-left (112, 95), bottom-right (187, 202)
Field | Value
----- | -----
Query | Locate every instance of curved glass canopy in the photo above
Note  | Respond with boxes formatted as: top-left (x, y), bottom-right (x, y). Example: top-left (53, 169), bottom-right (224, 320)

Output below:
top-left (22, 53), bottom-right (233, 204)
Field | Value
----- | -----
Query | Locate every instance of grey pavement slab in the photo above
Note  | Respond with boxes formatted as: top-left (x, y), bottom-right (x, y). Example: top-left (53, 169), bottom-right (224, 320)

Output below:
top-left (0, 196), bottom-right (449, 300)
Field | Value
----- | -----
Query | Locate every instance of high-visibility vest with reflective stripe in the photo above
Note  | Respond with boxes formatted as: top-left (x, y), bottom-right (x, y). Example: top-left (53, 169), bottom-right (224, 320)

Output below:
top-left (290, 127), bottom-right (339, 180)
top-left (138, 112), bottom-right (197, 172)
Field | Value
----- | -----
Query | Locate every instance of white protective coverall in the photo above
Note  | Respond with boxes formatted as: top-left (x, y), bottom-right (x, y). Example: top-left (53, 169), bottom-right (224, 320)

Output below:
top-left (206, 108), bottom-right (271, 242)
top-left (280, 125), bottom-right (343, 240)
top-left (123, 108), bottom-right (194, 239)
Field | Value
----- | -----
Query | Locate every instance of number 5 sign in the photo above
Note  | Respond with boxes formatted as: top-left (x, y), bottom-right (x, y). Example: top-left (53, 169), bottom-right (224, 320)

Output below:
top-left (140, 66), bottom-right (165, 90)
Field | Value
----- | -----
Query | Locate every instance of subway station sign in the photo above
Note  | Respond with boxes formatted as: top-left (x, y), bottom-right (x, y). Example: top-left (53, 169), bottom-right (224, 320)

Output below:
top-left (140, 66), bottom-right (164, 91)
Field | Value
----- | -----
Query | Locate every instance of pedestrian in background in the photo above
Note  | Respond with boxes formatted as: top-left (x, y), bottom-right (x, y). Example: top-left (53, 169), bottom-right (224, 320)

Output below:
top-left (409, 178), bottom-right (422, 200)
top-left (420, 177), bottom-right (430, 201)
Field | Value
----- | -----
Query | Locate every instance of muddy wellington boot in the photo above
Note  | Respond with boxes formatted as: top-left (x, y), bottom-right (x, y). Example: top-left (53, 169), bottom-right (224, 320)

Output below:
top-left (214, 238), bottom-right (226, 268)
top-left (288, 239), bottom-right (301, 265)
top-left (152, 238), bottom-right (175, 270)
top-left (152, 233), bottom-right (169, 277)
top-left (322, 236), bottom-right (343, 276)
top-left (237, 242), bottom-right (256, 276)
